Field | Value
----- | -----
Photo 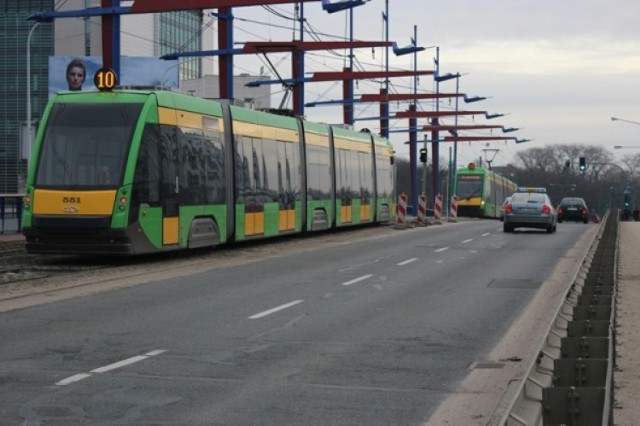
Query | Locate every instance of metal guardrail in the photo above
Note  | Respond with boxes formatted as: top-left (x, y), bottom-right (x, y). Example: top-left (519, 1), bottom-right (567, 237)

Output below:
top-left (0, 194), bottom-right (24, 234)
top-left (500, 211), bottom-right (617, 425)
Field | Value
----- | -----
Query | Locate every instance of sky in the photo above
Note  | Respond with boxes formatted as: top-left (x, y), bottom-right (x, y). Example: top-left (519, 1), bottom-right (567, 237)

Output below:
top-left (204, 0), bottom-right (640, 169)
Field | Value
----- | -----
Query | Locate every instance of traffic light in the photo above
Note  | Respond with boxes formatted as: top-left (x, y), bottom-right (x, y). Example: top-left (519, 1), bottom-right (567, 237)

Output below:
top-left (624, 193), bottom-right (631, 209)
top-left (419, 148), bottom-right (427, 163)
top-left (579, 157), bottom-right (586, 172)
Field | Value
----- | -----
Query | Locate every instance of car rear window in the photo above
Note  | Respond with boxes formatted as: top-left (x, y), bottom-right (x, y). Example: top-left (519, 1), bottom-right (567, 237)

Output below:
top-left (512, 193), bottom-right (546, 203)
top-left (562, 198), bottom-right (585, 206)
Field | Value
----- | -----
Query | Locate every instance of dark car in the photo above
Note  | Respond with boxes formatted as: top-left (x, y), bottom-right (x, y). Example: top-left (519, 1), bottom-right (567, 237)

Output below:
top-left (557, 197), bottom-right (589, 223)
top-left (503, 187), bottom-right (557, 233)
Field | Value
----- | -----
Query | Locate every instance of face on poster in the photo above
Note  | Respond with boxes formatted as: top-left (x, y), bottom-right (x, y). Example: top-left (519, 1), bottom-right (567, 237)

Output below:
top-left (48, 56), bottom-right (180, 97)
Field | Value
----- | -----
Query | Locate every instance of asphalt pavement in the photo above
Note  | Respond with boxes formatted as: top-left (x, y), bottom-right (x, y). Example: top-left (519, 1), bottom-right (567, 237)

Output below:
top-left (1, 217), bottom-right (638, 423)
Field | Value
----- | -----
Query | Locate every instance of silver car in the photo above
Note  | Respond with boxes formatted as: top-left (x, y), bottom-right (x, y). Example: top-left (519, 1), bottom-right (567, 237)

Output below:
top-left (503, 187), bottom-right (557, 233)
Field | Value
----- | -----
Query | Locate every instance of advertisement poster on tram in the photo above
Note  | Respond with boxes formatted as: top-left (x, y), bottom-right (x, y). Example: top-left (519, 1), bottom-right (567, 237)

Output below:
top-left (48, 56), bottom-right (179, 97)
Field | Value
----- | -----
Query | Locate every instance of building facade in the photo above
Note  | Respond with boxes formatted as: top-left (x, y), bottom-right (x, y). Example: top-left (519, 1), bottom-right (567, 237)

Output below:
top-left (55, 1), bottom-right (208, 80)
top-left (0, 1), bottom-right (54, 194)
top-left (1, 1), bottom-right (270, 194)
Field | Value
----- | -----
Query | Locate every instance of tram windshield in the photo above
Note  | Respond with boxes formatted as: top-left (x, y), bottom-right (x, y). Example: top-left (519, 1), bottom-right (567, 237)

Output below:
top-left (457, 174), bottom-right (484, 199)
top-left (35, 103), bottom-right (143, 189)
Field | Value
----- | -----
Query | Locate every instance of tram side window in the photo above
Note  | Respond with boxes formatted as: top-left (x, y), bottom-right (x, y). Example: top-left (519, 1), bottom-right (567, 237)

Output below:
top-left (484, 177), bottom-right (492, 203)
top-left (203, 138), bottom-right (225, 204)
top-left (177, 128), bottom-right (205, 205)
top-left (497, 177), bottom-right (505, 204)
top-left (278, 141), bottom-right (299, 209)
top-left (349, 150), bottom-right (360, 199)
top-left (359, 151), bottom-right (372, 203)
top-left (261, 139), bottom-right (279, 203)
top-left (132, 124), bottom-right (161, 205)
top-left (251, 142), bottom-right (263, 203)
top-left (307, 145), bottom-right (331, 200)
top-left (234, 135), bottom-right (253, 205)
top-left (336, 149), bottom-right (347, 204)
top-left (286, 140), bottom-right (300, 205)
top-left (376, 154), bottom-right (393, 197)
top-left (160, 125), bottom-right (179, 216)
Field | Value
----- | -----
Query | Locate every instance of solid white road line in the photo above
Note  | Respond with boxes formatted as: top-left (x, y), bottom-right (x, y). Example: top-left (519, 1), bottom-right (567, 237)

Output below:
top-left (342, 274), bottom-right (373, 286)
top-left (55, 350), bottom-right (167, 386)
top-left (248, 300), bottom-right (304, 319)
top-left (397, 258), bottom-right (418, 266)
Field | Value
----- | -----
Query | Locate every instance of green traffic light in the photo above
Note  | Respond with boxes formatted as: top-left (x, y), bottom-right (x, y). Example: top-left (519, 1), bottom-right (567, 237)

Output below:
top-left (579, 156), bottom-right (586, 171)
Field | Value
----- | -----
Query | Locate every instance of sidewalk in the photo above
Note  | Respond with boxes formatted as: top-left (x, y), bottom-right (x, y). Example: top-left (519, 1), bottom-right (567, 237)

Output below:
top-left (0, 232), bottom-right (24, 243)
top-left (614, 222), bottom-right (640, 425)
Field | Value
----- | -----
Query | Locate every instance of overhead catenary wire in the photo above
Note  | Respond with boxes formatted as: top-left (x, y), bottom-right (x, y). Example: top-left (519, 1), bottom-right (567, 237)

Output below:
top-left (50, 3), bottom-right (512, 157)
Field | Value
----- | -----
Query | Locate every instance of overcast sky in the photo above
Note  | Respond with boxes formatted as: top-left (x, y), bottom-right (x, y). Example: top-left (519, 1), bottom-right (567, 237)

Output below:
top-left (207, 0), bottom-right (640, 168)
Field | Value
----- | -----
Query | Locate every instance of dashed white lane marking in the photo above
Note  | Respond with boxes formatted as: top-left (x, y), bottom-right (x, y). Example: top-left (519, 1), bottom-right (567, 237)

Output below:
top-left (462, 239), bottom-right (473, 244)
top-left (435, 247), bottom-right (449, 253)
top-left (482, 232), bottom-right (491, 237)
top-left (55, 373), bottom-right (92, 386)
top-left (91, 355), bottom-right (149, 373)
top-left (342, 274), bottom-right (373, 286)
top-left (249, 300), bottom-right (304, 319)
top-left (55, 350), bottom-right (167, 386)
top-left (397, 258), bottom-right (418, 266)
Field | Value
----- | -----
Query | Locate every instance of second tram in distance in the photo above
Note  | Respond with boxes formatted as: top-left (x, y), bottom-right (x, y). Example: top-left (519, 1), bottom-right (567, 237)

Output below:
top-left (455, 163), bottom-right (517, 218)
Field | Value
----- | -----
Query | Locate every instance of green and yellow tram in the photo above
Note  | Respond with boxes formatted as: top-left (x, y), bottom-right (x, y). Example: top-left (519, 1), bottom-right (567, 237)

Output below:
top-left (22, 85), bottom-right (395, 255)
top-left (455, 163), bottom-right (517, 218)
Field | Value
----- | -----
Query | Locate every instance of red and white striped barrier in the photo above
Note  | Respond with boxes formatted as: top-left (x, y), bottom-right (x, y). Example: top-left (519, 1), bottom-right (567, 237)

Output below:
top-left (417, 194), bottom-right (428, 226)
top-left (433, 194), bottom-right (443, 224)
top-left (448, 195), bottom-right (459, 222)
top-left (395, 192), bottom-right (408, 229)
